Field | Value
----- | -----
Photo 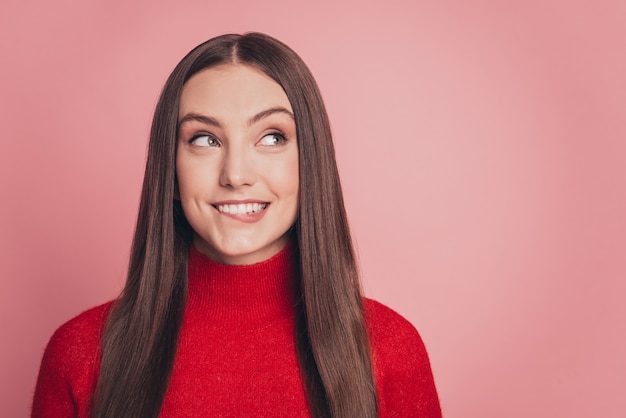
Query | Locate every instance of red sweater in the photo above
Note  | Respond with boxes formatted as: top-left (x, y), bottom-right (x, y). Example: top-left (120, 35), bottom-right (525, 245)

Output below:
top-left (32, 245), bottom-right (441, 417)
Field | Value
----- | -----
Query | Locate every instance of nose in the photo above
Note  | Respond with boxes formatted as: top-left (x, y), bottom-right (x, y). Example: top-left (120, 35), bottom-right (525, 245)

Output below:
top-left (219, 145), bottom-right (256, 188)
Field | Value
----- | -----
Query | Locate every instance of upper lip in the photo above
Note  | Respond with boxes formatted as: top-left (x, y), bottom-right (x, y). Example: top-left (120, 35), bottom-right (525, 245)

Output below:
top-left (212, 199), bottom-right (269, 206)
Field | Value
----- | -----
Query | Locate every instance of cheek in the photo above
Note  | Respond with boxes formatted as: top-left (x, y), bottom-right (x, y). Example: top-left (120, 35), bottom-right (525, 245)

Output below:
top-left (274, 152), bottom-right (299, 199)
top-left (176, 153), bottom-right (216, 200)
top-left (283, 162), bottom-right (300, 218)
top-left (289, 165), bottom-right (300, 199)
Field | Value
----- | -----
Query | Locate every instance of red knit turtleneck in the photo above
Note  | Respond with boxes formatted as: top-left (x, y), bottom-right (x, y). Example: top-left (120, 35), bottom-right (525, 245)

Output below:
top-left (32, 244), bottom-right (441, 417)
top-left (185, 243), bottom-right (297, 324)
top-left (162, 244), bottom-right (309, 415)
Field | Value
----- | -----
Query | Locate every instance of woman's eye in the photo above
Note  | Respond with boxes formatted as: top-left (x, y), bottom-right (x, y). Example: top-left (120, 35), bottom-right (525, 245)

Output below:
top-left (259, 133), bottom-right (286, 146)
top-left (190, 134), bottom-right (220, 147)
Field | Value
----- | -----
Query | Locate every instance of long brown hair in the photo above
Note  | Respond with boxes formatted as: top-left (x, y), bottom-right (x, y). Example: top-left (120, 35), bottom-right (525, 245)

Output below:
top-left (93, 33), bottom-right (377, 418)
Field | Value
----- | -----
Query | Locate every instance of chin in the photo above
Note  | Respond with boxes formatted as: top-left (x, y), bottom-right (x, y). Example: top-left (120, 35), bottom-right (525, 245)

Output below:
top-left (195, 235), bottom-right (291, 266)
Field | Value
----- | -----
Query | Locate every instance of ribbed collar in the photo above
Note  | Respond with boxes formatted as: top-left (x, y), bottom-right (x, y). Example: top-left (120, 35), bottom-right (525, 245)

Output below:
top-left (186, 241), bottom-right (298, 325)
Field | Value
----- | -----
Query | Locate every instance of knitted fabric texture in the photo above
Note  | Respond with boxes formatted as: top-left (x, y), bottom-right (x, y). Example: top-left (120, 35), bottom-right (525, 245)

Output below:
top-left (32, 245), bottom-right (441, 417)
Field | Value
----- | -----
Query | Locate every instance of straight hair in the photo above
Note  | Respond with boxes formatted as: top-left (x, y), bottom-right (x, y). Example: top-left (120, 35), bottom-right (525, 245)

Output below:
top-left (92, 32), bottom-right (377, 418)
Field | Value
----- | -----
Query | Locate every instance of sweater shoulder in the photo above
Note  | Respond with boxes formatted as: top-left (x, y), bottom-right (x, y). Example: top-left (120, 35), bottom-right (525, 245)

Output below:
top-left (363, 298), bottom-right (424, 349)
top-left (50, 302), bottom-right (112, 348)
top-left (363, 298), bottom-right (442, 417)
top-left (39, 302), bottom-right (112, 381)
top-left (363, 298), bottom-right (431, 374)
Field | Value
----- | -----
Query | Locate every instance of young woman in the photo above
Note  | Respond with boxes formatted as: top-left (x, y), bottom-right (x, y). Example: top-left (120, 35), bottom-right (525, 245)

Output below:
top-left (32, 32), bottom-right (441, 418)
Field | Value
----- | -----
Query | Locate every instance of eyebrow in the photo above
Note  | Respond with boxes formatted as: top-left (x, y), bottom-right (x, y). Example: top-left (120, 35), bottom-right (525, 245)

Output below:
top-left (247, 107), bottom-right (294, 126)
top-left (178, 106), bottom-right (295, 129)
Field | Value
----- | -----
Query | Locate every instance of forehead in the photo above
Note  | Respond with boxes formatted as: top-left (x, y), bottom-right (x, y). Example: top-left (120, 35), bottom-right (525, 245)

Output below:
top-left (178, 64), bottom-right (293, 119)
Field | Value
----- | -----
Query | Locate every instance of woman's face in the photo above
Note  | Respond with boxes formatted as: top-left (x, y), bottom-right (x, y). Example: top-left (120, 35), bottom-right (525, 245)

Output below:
top-left (176, 64), bottom-right (299, 265)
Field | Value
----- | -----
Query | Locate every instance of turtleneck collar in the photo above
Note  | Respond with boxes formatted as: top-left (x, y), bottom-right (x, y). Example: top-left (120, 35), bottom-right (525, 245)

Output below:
top-left (186, 241), bottom-right (299, 326)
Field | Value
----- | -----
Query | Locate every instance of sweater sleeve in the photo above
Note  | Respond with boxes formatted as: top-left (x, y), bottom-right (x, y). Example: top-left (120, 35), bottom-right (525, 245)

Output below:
top-left (31, 303), bottom-right (110, 418)
top-left (365, 299), bottom-right (442, 418)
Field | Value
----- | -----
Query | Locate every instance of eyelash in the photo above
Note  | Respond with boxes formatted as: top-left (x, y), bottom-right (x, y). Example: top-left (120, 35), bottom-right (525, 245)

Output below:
top-left (259, 131), bottom-right (287, 146)
top-left (189, 133), bottom-right (220, 147)
top-left (187, 131), bottom-right (288, 147)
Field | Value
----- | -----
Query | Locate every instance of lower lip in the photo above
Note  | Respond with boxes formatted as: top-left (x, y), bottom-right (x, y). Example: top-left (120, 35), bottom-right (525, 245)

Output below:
top-left (214, 205), bottom-right (269, 223)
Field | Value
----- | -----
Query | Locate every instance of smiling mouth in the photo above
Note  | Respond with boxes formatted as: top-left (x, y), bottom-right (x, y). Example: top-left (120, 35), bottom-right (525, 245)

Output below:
top-left (214, 202), bottom-right (268, 215)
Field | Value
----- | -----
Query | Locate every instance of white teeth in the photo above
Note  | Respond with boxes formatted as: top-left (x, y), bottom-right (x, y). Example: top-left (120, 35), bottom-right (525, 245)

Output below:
top-left (217, 203), bottom-right (267, 215)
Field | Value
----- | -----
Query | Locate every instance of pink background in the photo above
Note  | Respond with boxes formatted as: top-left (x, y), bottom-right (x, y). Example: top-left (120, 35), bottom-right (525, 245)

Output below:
top-left (1, 0), bottom-right (625, 416)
